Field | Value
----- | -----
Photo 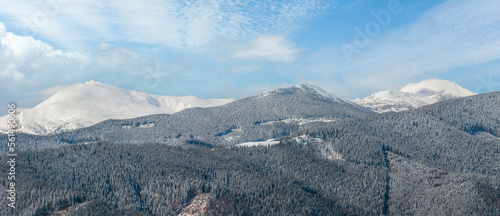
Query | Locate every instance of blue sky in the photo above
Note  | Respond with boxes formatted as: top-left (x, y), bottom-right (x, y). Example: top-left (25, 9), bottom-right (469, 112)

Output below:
top-left (0, 0), bottom-right (499, 111)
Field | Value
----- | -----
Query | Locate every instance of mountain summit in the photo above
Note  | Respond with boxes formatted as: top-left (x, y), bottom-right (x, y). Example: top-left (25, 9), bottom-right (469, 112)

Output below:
top-left (260, 83), bottom-right (354, 105)
top-left (294, 83), bottom-right (352, 103)
top-left (354, 79), bottom-right (477, 113)
top-left (294, 83), bottom-right (337, 99)
top-left (400, 79), bottom-right (476, 97)
top-left (0, 81), bottom-right (234, 135)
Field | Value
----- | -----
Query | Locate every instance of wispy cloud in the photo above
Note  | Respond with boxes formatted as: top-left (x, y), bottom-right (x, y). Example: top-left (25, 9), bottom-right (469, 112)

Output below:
top-left (0, 0), bottom-right (331, 52)
top-left (231, 34), bottom-right (303, 63)
top-left (0, 21), bottom-right (5, 36)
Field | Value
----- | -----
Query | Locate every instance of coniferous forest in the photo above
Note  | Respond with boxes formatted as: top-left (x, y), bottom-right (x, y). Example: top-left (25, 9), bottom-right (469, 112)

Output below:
top-left (1, 87), bottom-right (499, 215)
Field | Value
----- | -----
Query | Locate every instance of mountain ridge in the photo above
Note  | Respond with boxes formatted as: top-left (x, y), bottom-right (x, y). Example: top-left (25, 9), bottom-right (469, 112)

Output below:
top-left (0, 79), bottom-right (477, 135)
top-left (353, 79), bottom-right (476, 113)
top-left (1, 83), bottom-right (374, 154)
top-left (0, 81), bottom-right (234, 135)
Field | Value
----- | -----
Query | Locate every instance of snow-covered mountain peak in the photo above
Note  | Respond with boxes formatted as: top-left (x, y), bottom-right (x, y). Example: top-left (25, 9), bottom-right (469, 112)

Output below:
top-left (260, 83), bottom-right (350, 104)
top-left (294, 83), bottom-right (331, 98)
top-left (294, 83), bottom-right (353, 104)
top-left (37, 81), bottom-right (133, 108)
top-left (294, 83), bottom-right (321, 90)
top-left (354, 79), bottom-right (477, 113)
top-left (400, 79), bottom-right (476, 97)
top-left (1, 81), bottom-right (235, 135)
top-left (84, 80), bottom-right (99, 85)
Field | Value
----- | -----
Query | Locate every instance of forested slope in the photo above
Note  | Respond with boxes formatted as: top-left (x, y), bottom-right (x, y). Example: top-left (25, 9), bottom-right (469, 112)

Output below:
top-left (2, 142), bottom-right (384, 215)
top-left (1, 91), bottom-right (498, 215)
top-left (298, 92), bottom-right (499, 175)
top-left (291, 91), bottom-right (500, 214)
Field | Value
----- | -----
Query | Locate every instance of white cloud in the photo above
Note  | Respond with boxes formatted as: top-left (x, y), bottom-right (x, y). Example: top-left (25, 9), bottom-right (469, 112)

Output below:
top-left (0, 23), bottom-right (89, 86)
top-left (0, 21), bottom-right (5, 37)
top-left (0, 0), bottom-right (331, 52)
top-left (0, 23), bottom-right (189, 113)
top-left (231, 34), bottom-right (303, 63)
top-left (0, 22), bottom-right (173, 97)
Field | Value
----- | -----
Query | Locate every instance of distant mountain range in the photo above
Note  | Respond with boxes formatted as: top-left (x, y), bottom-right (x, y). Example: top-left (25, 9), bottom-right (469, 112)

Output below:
top-left (353, 79), bottom-right (476, 113)
top-left (4, 83), bottom-right (373, 153)
top-left (0, 80), bottom-right (234, 135)
top-left (1, 83), bottom-right (497, 215)
top-left (0, 79), bottom-right (476, 135)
